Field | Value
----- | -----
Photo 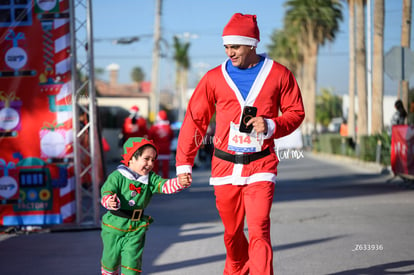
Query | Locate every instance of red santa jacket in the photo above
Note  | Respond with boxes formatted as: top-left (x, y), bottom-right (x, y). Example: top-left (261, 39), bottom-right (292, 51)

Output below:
top-left (122, 116), bottom-right (148, 140)
top-left (176, 56), bottom-right (305, 185)
top-left (148, 121), bottom-right (173, 157)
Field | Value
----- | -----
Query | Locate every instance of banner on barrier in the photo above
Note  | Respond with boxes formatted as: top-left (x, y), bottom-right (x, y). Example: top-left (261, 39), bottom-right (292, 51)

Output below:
top-left (391, 125), bottom-right (414, 177)
top-left (0, 0), bottom-right (76, 226)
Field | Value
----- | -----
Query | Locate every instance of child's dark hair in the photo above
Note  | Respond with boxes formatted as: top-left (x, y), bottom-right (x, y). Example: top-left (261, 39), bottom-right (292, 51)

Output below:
top-left (131, 144), bottom-right (158, 160)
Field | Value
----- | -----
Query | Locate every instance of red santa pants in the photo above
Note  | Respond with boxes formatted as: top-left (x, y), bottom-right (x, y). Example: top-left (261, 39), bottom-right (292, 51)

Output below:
top-left (214, 181), bottom-right (275, 275)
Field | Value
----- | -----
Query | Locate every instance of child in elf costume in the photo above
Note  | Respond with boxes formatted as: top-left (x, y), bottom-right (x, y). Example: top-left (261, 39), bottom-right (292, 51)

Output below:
top-left (100, 137), bottom-right (191, 275)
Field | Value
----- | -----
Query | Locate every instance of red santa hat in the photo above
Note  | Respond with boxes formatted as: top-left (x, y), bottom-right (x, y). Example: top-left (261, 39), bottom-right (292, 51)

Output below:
top-left (157, 110), bottom-right (168, 121)
top-left (222, 13), bottom-right (260, 47)
top-left (130, 105), bottom-right (139, 113)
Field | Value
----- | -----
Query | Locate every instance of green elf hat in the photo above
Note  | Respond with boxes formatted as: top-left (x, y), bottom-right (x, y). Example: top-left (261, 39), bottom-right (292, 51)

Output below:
top-left (121, 137), bottom-right (158, 165)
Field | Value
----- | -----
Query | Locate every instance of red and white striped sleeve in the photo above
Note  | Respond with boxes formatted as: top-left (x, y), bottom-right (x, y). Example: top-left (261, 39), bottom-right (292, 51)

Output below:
top-left (162, 177), bottom-right (188, 194)
top-left (101, 194), bottom-right (120, 210)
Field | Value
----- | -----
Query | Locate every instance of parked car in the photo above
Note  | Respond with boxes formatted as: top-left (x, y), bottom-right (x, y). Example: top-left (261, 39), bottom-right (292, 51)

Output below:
top-left (328, 117), bottom-right (343, 133)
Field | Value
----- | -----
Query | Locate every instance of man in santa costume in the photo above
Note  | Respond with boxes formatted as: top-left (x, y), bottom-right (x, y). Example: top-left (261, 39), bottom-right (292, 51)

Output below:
top-left (148, 110), bottom-right (174, 178)
top-left (121, 105), bottom-right (148, 145)
top-left (176, 13), bottom-right (305, 275)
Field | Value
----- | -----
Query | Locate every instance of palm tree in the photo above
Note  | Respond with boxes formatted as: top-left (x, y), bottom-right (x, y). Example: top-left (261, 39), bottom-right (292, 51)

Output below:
top-left (267, 28), bottom-right (303, 83)
top-left (401, 0), bottom-right (412, 121)
top-left (268, 18), bottom-right (307, 144)
top-left (284, 0), bottom-right (343, 135)
top-left (355, 0), bottom-right (368, 137)
top-left (173, 35), bottom-right (190, 121)
top-left (346, 0), bottom-right (356, 140)
top-left (371, 0), bottom-right (384, 134)
top-left (131, 67), bottom-right (145, 92)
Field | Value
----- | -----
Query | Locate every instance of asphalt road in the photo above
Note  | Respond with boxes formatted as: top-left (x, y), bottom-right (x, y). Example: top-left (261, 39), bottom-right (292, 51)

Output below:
top-left (1, 152), bottom-right (413, 275)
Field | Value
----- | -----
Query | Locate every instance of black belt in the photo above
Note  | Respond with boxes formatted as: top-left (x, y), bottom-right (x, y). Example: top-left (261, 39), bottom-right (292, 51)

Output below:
top-left (110, 209), bottom-right (144, 221)
top-left (214, 147), bottom-right (270, 164)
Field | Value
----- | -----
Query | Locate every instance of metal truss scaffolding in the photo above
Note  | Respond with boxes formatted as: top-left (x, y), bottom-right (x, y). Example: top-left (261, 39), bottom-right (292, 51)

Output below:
top-left (69, 0), bottom-right (102, 227)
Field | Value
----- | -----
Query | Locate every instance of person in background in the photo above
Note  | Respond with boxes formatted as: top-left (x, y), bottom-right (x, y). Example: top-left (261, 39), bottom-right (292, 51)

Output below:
top-left (148, 110), bottom-right (174, 178)
top-left (175, 13), bottom-right (305, 275)
top-left (100, 137), bottom-right (191, 275)
top-left (120, 105), bottom-right (148, 146)
top-left (339, 119), bottom-right (348, 137)
top-left (391, 99), bottom-right (407, 126)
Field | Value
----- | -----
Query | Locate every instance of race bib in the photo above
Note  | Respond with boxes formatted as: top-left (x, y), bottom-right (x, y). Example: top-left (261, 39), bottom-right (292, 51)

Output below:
top-left (228, 122), bottom-right (262, 152)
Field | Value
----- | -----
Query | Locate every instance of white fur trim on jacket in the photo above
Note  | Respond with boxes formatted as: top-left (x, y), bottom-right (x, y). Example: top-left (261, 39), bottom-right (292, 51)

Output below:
top-left (209, 172), bottom-right (277, 186)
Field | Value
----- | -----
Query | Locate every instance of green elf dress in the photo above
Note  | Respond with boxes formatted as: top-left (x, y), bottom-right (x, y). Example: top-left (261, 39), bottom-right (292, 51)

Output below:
top-left (100, 138), bottom-right (186, 275)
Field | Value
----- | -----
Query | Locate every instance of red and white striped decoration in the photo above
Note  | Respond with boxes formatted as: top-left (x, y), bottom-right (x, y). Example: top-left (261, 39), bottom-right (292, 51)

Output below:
top-left (50, 6), bottom-right (76, 223)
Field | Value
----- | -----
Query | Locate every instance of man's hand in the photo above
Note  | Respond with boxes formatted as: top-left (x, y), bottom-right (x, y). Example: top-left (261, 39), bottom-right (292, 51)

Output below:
top-left (178, 173), bottom-right (192, 187)
top-left (246, 116), bottom-right (268, 134)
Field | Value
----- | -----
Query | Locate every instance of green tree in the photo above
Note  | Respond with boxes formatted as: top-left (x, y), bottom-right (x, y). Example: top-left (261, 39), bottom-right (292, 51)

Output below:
top-left (95, 67), bottom-right (105, 78)
top-left (316, 88), bottom-right (343, 127)
top-left (173, 35), bottom-right (191, 121)
top-left (131, 67), bottom-right (144, 91)
top-left (284, 0), bottom-right (343, 135)
top-left (267, 28), bottom-right (303, 81)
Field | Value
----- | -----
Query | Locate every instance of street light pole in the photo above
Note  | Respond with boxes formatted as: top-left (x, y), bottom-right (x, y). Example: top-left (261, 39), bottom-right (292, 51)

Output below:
top-left (367, 0), bottom-right (372, 135)
top-left (150, 0), bottom-right (162, 121)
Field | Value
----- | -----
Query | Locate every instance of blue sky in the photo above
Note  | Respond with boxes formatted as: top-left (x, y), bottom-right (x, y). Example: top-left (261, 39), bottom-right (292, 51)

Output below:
top-left (91, 0), bottom-right (414, 96)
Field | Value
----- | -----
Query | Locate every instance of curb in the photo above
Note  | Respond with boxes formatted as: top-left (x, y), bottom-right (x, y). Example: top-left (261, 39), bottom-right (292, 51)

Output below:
top-left (308, 151), bottom-right (391, 175)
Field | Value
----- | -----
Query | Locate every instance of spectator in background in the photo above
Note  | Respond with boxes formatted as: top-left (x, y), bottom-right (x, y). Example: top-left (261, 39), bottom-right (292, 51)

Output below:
top-left (391, 99), bottom-right (407, 126)
top-left (340, 119), bottom-right (348, 137)
top-left (120, 105), bottom-right (148, 146)
top-left (148, 110), bottom-right (174, 178)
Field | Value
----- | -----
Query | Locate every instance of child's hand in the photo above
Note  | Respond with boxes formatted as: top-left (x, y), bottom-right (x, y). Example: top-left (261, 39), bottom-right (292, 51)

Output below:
top-left (107, 193), bottom-right (120, 210)
top-left (178, 173), bottom-right (192, 188)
